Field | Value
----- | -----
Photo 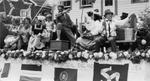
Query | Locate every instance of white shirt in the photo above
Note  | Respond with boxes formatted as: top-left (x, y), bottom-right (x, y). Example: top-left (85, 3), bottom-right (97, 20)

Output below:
top-left (45, 21), bottom-right (53, 31)
top-left (90, 20), bottom-right (103, 35)
top-left (103, 19), bottom-right (117, 37)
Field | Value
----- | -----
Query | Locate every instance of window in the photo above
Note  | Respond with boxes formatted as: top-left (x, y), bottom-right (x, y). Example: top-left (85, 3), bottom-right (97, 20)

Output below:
top-left (131, 0), bottom-right (149, 3)
top-left (81, 0), bottom-right (93, 8)
top-left (105, 0), bottom-right (113, 6)
top-left (61, 0), bottom-right (71, 9)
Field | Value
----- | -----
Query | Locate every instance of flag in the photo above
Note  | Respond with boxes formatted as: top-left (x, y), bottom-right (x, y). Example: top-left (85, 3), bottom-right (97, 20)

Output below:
top-left (21, 64), bottom-right (42, 71)
top-left (1, 63), bottom-right (10, 78)
top-left (20, 64), bottom-right (42, 81)
top-left (93, 63), bottom-right (129, 81)
top-left (54, 68), bottom-right (77, 81)
top-left (20, 75), bottom-right (41, 81)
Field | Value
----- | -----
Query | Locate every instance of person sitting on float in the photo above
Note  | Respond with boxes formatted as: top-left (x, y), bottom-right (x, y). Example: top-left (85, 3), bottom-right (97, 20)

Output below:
top-left (4, 17), bottom-right (31, 50)
top-left (102, 9), bottom-right (118, 52)
top-left (76, 11), bottom-right (105, 52)
top-left (102, 9), bottom-right (137, 52)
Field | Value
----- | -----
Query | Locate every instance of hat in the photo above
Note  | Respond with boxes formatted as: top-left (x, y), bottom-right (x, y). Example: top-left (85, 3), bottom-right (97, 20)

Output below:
top-left (58, 5), bottom-right (64, 9)
top-left (37, 15), bottom-right (46, 20)
top-left (87, 11), bottom-right (93, 17)
top-left (93, 14), bottom-right (102, 21)
top-left (120, 12), bottom-right (128, 20)
top-left (104, 9), bottom-right (113, 16)
top-left (93, 9), bottom-right (99, 15)
top-left (46, 14), bottom-right (52, 18)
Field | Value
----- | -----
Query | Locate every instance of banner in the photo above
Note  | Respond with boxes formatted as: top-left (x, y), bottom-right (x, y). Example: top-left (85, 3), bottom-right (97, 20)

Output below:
top-left (0, 59), bottom-right (148, 81)
top-left (1, 63), bottom-right (10, 78)
top-left (93, 63), bottom-right (129, 81)
top-left (54, 68), bottom-right (77, 81)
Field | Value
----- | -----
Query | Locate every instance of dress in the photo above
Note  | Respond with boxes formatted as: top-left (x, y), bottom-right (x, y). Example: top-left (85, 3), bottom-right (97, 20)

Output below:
top-left (27, 24), bottom-right (46, 50)
top-left (76, 20), bottom-right (105, 51)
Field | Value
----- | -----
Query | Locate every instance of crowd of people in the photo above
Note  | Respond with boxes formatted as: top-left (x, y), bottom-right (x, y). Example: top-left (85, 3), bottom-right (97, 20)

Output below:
top-left (0, 5), bottom-right (148, 52)
top-left (1, 5), bottom-right (76, 51)
top-left (76, 9), bottom-right (138, 52)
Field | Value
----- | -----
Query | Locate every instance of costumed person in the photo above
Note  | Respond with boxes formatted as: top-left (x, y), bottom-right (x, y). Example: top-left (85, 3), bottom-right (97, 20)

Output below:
top-left (43, 14), bottom-right (56, 48)
top-left (115, 13), bottom-right (138, 51)
top-left (76, 12), bottom-right (105, 52)
top-left (17, 17), bottom-right (32, 50)
top-left (45, 14), bottom-right (56, 40)
top-left (55, 5), bottom-right (75, 46)
top-left (4, 18), bottom-right (21, 50)
top-left (27, 16), bottom-right (46, 51)
top-left (4, 17), bottom-right (31, 50)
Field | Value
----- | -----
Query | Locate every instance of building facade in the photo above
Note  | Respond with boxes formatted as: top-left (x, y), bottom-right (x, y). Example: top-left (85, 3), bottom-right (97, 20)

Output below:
top-left (54, 0), bottom-right (150, 24)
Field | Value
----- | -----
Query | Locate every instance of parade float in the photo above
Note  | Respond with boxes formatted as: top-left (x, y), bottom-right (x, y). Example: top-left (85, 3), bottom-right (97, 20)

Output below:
top-left (0, 0), bottom-right (150, 81)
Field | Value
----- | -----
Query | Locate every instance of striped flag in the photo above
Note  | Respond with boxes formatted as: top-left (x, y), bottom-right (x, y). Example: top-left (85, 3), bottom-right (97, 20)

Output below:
top-left (20, 64), bottom-right (42, 81)
top-left (54, 68), bottom-right (77, 81)
top-left (1, 63), bottom-right (10, 78)
top-left (21, 64), bottom-right (42, 71)
top-left (20, 75), bottom-right (41, 81)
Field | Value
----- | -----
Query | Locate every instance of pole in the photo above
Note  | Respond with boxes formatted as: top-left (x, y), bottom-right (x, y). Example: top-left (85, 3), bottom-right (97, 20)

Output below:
top-left (3, 0), bottom-right (6, 14)
top-left (81, 8), bottom-right (84, 23)
top-left (32, 0), bottom-right (47, 22)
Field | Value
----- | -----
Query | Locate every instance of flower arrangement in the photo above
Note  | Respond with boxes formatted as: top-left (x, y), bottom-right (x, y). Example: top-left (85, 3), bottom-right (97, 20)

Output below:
top-left (1, 49), bottom-right (150, 64)
top-left (139, 7), bottom-right (150, 29)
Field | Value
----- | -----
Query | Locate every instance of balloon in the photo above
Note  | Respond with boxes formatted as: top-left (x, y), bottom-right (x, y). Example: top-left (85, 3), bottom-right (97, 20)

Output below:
top-left (141, 39), bottom-right (147, 45)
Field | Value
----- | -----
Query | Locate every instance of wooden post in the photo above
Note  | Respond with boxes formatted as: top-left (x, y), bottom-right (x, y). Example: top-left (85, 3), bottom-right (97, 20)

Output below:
top-left (101, 0), bottom-right (103, 15)
top-left (115, 0), bottom-right (118, 15)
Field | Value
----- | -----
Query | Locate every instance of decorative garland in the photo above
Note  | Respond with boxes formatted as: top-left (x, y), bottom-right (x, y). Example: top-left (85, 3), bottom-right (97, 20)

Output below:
top-left (0, 49), bottom-right (150, 64)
